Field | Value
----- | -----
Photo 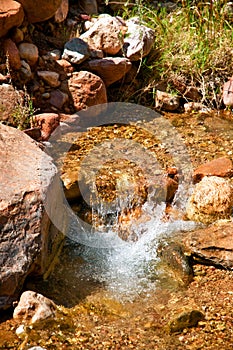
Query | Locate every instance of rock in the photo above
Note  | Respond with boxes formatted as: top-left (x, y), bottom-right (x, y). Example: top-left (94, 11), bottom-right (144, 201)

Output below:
top-left (222, 77), bottom-right (233, 106)
top-left (49, 89), bottom-right (69, 110)
top-left (17, 0), bottom-right (62, 23)
top-left (18, 42), bottom-right (39, 67)
top-left (31, 113), bottom-right (60, 141)
top-left (54, 0), bottom-right (69, 23)
top-left (183, 221), bottom-right (233, 268)
top-left (13, 291), bottom-right (57, 324)
top-left (193, 157), bottom-right (233, 184)
top-left (78, 0), bottom-right (98, 14)
top-left (68, 71), bottom-right (107, 111)
top-left (87, 57), bottom-right (132, 86)
top-left (57, 59), bottom-right (74, 74)
top-left (157, 241), bottom-right (193, 287)
top-left (19, 59), bottom-right (32, 82)
top-left (168, 309), bottom-right (205, 333)
top-left (80, 16), bottom-right (126, 55)
top-left (10, 27), bottom-right (24, 43)
top-left (37, 71), bottom-right (61, 88)
top-left (123, 18), bottom-right (155, 61)
top-left (42, 49), bottom-right (61, 61)
top-left (0, 1), bottom-right (24, 38)
top-left (0, 124), bottom-right (66, 310)
top-left (3, 39), bottom-right (21, 70)
top-left (155, 90), bottom-right (180, 111)
top-left (23, 127), bottom-right (41, 141)
top-left (184, 86), bottom-right (201, 101)
top-left (62, 38), bottom-right (90, 65)
top-left (0, 84), bottom-right (19, 124)
top-left (184, 102), bottom-right (208, 113)
top-left (186, 176), bottom-right (233, 224)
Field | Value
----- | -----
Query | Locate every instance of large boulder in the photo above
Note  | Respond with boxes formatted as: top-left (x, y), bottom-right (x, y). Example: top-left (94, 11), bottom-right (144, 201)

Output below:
top-left (186, 176), bottom-right (233, 224)
top-left (193, 157), bottom-right (233, 183)
top-left (16, 0), bottom-right (62, 23)
top-left (0, 1), bottom-right (24, 38)
top-left (0, 124), bottom-right (66, 310)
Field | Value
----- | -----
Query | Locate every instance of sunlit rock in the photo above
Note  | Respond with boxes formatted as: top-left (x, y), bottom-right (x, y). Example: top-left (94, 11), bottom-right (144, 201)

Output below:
top-left (80, 15), bottom-right (127, 55)
top-left (186, 176), bottom-right (233, 224)
top-left (13, 291), bottom-right (57, 324)
top-left (183, 221), bottom-right (233, 268)
top-left (68, 71), bottom-right (107, 111)
top-left (155, 90), bottom-right (180, 111)
top-left (0, 124), bottom-right (66, 309)
top-left (193, 157), bottom-right (233, 184)
top-left (0, 1), bottom-right (24, 38)
top-left (123, 17), bottom-right (155, 61)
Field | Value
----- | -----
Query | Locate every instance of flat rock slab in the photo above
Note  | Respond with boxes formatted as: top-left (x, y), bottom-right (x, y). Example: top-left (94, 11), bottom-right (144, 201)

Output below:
top-left (0, 124), bottom-right (66, 310)
top-left (183, 222), bottom-right (233, 269)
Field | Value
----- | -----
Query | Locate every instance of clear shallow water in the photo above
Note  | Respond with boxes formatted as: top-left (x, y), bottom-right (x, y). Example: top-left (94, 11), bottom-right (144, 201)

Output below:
top-left (57, 196), bottom-right (198, 304)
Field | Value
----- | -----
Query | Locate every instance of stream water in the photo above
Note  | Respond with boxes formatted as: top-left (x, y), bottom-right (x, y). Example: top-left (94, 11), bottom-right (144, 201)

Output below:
top-left (41, 103), bottom-right (203, 305)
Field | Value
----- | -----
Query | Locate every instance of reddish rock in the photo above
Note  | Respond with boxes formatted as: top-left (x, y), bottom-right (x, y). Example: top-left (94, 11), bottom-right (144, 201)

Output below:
top-left (0, 84), bottom-right (19, 125)
top-left (54, 0), bottom-right (68, 23)
top-left (13, 291), bottom-right (57, 324)
top-left (0, 1), bottom-right (24, 38)
top-left (16, 0), bottom-right (62, 23)
top-left (23, 127), bottom-right (41, 141)
top-left (57, 59), bottom-right (74, 74)
top-left (87, 57), bottom-right (132, 86)
top-left (0, 124), bottom-right (65, 310)
top-left (183, 222), bottom-right (233, 269)
top-left (193, 157), bottom-right (233, 183)
top-left (3, 39), bottom-right (21, 70)
top-left (31, 113), bottom-right (60, 141)
top-left (155, 90), bottom-right (180, 111)
top-left (68, 71), bottom-right (107, 111)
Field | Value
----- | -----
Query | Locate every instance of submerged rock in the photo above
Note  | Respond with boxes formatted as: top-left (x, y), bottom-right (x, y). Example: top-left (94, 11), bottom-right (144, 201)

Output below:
top-left (157, 241), bottom-right (193, 287)
top-left (168, 309), bottom-right (205, 333)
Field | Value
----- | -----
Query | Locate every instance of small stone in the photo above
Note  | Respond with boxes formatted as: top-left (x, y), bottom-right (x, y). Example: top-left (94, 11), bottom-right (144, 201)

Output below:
top-left (168, 309), bottom-right (205, 333)
top-left (13, 291), bottom-right (57, 325)
top-left (42, 49), bottom-right (61, 61)
top-left (49, 89), bottom-right (69, 109)
top-left (222, 77), bottom-right (233, 106)
top-left (19, 60), bottom-right (32, 82)
top-left (31, 113), bottom-right (60, 141)
top-left (18, 42), bottom-right (39, 66)
top-left (15, 324), bottom-right (26, 339)
top-left (155, 90), bottom-right (180, 111)
top-left (62, 38), bottom-right (90, 64)
top-left (37, 71), bottom-right (60, 88)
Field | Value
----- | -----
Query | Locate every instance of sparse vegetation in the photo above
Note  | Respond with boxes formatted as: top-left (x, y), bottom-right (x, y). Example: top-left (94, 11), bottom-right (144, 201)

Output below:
top-left (114, 0), bottom-right (233, 108)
